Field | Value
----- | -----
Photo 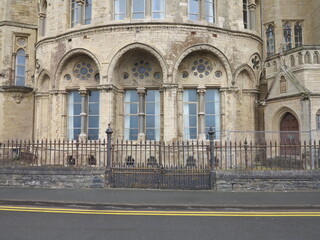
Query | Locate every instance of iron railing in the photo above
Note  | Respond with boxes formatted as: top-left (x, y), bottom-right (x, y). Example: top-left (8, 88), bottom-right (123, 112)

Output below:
top-left (0, 139), bottom-right (319, 170)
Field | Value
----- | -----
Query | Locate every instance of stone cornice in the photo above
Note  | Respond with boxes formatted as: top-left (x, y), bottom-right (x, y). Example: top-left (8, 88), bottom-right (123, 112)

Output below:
top-left (0, 21), bottom-right (37, 30)
top-left (36, 22), bottom-right (262, 49)
top-left (0, 85), bottom-right (34, 93)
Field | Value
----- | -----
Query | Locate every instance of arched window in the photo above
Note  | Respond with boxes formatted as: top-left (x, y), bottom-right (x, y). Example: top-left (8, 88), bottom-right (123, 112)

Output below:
top-left (243, 0), bottom-right (249, 29)
top-left (15, 49), bottom-right (26, 86)
top-left (294, 23), bottom-right (302, 47)
top-left (317, 110), bottom-right (320, 130)
top-left (314, 52), bottom-right (319, 64)
top-left (304, 51), bottom-right (311, 64)
top-left (290, 55), bottom-right (295, 67)
top-left (283, 22), bottom-right (292, 50)
top-left (266, 25), bottom-right (275, 57)
top-left (297, 52), bottom-right (303, 65)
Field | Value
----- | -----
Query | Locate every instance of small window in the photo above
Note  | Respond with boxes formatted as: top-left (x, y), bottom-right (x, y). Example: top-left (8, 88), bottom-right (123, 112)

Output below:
top-left (152, 0), bottom-right (165, 19)
top-left (283, 23), bottom-right (292, 50)
top-left (243, 0), bottom-right (249, 29)
top-left (188, 0), bottom-right (199, 21)
top-left (84, 0), bottom-right (92, 25)
top-left (294, 23), bottom-right (302, 47)
top-left (15, 49), bottom-right (26, 86)
top-left (115, 0), bottom-right (126, 20)
top-left (205, 0), bottom-right (215, 23)
top-left (71, 0), bottom-right (78, 27)
top-left (266, 25), bottom-right (275, 57)
top-left (132, 0), bottom-right (145, 19)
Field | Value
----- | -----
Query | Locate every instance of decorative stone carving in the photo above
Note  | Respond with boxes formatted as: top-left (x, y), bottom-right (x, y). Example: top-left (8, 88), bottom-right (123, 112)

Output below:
top-left (280, 76), bottom-right (287, 93)
top-left (12, 94), bottom-right (24, 104)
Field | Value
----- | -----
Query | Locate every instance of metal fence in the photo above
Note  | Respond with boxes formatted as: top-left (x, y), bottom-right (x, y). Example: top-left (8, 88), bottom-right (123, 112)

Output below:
top-left (0, 139), bottom-right (320, 170)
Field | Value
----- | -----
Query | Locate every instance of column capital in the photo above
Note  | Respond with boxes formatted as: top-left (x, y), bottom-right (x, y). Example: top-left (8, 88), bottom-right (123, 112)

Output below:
top-left (39, 13), bottom-right (46, 19)
top-left (78, 89), bottom-right (88, 96)
top-left (137, 87), bottom-right (146, 95)
top-left (76, 0), bottom-right (85, 5)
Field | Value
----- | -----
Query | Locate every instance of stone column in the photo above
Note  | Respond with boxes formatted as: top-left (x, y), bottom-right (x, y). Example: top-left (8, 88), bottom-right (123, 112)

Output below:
top-left (248, 3), bottom-right (256, 30)
top-left (39, 13), bottom-right (46, 36)
top-left (137, 87), bottom-right (146, 141)
top-left (60, 91), bottom-right (68, 139)
top-left (79, 89), bottom-right (87, 141)
top-left (177, 88), bottom-right (184, 140)
top-left (127, 0), bottom-right (132, 19)
top-left (197, 87), bottom-right (206, 140)
top-left (76, 0), bottom-right (85, 25)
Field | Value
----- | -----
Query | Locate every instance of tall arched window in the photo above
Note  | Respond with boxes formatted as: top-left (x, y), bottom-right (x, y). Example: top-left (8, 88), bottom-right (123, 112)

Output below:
top-left (283, 22), bottom-right (292, 50)
top-left (294, 23), bottom-right (302, 47)
top-left (243, 0), bottom-right (249, 29)
top-left (15, 49), bottom-right (26, 86)
top-left (266, 25), bottom-right (275, 57)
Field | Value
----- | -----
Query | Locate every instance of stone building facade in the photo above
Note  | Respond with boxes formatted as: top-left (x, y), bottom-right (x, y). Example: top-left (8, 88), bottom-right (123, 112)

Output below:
top-left (0, 0), bottom-right (319, 143)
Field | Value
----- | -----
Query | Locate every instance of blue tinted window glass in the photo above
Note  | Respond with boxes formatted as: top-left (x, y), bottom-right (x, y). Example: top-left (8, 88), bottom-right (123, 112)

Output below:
top-left (146, 116), bottom-right (155, 128)
top-left (88, 116), bottom-right (99, 128)
top-left (115, 0), bottom-right (126, 20)
top-left (88, 129), bottom-right (99, 140)
top-left (89, 103), bottom-right (99, 115)
top-left (84, 0), bottom-right (92, 25)
top-left (152, 0), bottom-right (165, 19)
top-left (146, 103), bottom-right (155, 114)
top-left (132, 0), bottom-right (145, 19)
top-left (146, 129), bottom-right (155, 140)
top-left (16, 66), bottom-right (25, 76)
top-left (74, 116), bottom-right (81, 128)
top-left (74, 104), bottom-right (81, 115)
top-left (188, 0), bottom-right (199, 20)
top-left (16, 77), bottom-right (25, 86)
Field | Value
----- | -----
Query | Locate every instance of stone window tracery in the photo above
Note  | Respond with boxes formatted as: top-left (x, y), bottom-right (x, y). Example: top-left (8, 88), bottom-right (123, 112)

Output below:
top-left (73, 61), bottom-right (94, 80)
top-left (266, 24), bottom-right (275, 57)
top-left (294, 22), bottom-right (303, 47)
top-left (191, 58), bottom-right (212, 78)
top-left (132, 60), bottom-right (152, 79)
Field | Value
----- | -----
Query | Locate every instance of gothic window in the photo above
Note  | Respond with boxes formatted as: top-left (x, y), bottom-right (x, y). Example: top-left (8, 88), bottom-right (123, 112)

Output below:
top-left (317, 110), bottom-right (320, 130)
top-left (124, 89), bottom-right (160, 141)
top-left (67, 91), bottom-right (100, 140)
top-left (152, 0), bottom-right (165, 19)
top-left (294, 23), bottom-right (302, 47)
top-left (132, 0), bottom-right (145, 19)
top-left (183, 89), bottom-right (220, 140)
top-left (290, 55), bottom-right (295, 67)
top-left (266, 25), bottom-right (275, 57)
top-left (283, 22), bottom-right (292, 51)
top-left (243, 0), bottom-right (249, 29)
top-left (15, 49), bottom-right (26, 86)
top-left (114, 0), bottom-right (126, 20)
top-left (314, 52), bottom-right (320, 64)
top-left (84, 0), bottom-right (92, 25)
top-left (304, 51), bottom-right (311, 64)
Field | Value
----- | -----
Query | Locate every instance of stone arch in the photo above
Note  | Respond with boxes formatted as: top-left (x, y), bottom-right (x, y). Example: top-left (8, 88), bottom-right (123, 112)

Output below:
top-left (173, 44), bottom-right (232, 86)
top-left (304, 51), bottom-right (311, 64)
top-left (233, 64), bottom-right (257, 88)
top-left (55, 48), bottom-right (101, 88)
top-left (272, 107), bottom-right (300, 132)
top-left (290, 55), bottom-right (295, 67)
top-left (37, 69), bottom-right (52, 91)
top-left (314, 51), bottom-right (319, 64)
top-left (107, 43), bottom-right (167, 85)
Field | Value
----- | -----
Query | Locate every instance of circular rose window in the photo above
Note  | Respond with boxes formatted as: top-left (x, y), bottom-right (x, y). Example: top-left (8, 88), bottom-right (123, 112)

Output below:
top-left (73, 62), bottom-right (94, 80)
top-left (132, 60), bottom-right (152, 79)
top-left (191, 58), bottom-right (212, 78)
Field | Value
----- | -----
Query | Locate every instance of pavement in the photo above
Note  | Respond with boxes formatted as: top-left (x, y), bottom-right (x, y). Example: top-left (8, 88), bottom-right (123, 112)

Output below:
top-left (0, 187), bottom-right (320, 210)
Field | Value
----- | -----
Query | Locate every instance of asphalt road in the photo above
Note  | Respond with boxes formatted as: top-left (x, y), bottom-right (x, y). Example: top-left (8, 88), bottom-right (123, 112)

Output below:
top-left (1, 206), bottom-right (320, 240)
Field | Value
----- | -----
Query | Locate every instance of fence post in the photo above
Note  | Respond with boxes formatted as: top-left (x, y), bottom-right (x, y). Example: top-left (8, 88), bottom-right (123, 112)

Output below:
top-left (105, 124), bottom-right (113, 168)
top-left (208, 127), bottom-right (215, 189)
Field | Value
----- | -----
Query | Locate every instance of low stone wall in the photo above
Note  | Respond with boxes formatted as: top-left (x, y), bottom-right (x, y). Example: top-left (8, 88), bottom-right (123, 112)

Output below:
top-left (215, 170), bottom-right (320, 192)
top-left (0, 167), bottom-right (106, 189)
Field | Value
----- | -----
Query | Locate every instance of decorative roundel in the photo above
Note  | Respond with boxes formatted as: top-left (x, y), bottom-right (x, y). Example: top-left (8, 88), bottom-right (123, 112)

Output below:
top-left (73, 62), bottom-right (94, 80)
top-left (191, 58), bottom-right (212, 78)
top-left (154, 72), bottom-right (161, 79)
top-left (95, 73), bottom-right (100, 81)
top-left (132, 60), bottom-right (152, 79)
top-left (64, 74), bottom-right (72, 81)
top-left (182, 71), bottom-right (189, 78)
top-left (215, 71), bottom-right (222, 78)
top-left (122, 72), bottom-right (129, 80)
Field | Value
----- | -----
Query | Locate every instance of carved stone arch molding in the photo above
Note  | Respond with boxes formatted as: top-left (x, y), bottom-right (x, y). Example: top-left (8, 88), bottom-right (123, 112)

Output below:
top-left (37, 69), bottom-right (52, 91)
top-left (233, 64), bottom-right (257, 87)
top-left (54, 48), bottom-right (101, 88)
top-left (173, 44), bottom-right (233, 86)
top-left (107, 43), bottom-right (168, 84)
top-left (272, 107), bottom-right (300, 132)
